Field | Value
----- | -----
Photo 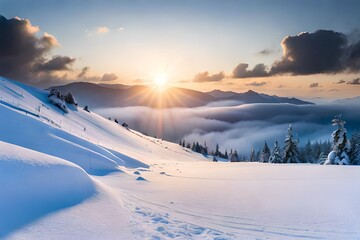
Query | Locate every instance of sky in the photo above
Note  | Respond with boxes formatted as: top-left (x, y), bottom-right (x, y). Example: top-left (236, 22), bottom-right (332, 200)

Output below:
top-left (1, 0), bottom-right (360, 99)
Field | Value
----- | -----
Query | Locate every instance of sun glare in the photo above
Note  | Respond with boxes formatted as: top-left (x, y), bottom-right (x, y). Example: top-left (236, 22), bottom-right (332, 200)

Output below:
top-left (154, 73), bottom-right (167, 88)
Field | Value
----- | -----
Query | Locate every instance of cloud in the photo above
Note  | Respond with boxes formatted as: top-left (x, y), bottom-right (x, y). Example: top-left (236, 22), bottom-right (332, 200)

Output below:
top-left (347, 78), bottom-right (360, 85)
top-left (232, 63), bottom-right (269, 78)
top-left (96, 26), bottom-right (109, 34)
top-left (336, 80), bottom-right (346, 84)
top-left (258, 48), bottom-right (277, 55)
top-left (193, 71), bottom-right (225, 82)
top-left (0, 15), bottom-right (75, 86)
top-left (245, 81), bottom-right (267, 87)
top-left (96, 103), bottom-right (360, 155)
top-left (328, 89), bottom-right (339, 92)
top-left (33, 56), bottom-right (75, 72)
top-left (309, 82), bottom-right (322, 88)
top-left (231, 29), bottom-right (360, 78)
top-left (117, 27), bottom-right (124, 31)
top-left (101, 73), bottom-right (118, 82)
top-left (270, 30), bottom-right (360, 75)
top-left (277, 84), bottom-right (286, 88)
top-left (77, 67), bottom-right (90, 78)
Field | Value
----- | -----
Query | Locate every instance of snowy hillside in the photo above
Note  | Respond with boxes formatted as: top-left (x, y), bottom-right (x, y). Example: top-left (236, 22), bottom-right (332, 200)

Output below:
top-left (1, 76), bottom-right (360, 239)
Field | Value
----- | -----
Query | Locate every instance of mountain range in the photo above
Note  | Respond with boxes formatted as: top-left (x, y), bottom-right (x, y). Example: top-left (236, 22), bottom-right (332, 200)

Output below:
top-left (50, 82), bottom-right (313, 109)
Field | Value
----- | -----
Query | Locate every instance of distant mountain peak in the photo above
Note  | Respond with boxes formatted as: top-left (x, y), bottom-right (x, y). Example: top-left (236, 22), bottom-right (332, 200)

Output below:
top-left (49, 82), bottom-right (313, 108)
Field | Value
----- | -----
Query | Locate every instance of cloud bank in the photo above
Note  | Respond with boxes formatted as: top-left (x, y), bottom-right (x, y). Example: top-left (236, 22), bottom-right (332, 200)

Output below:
top-left (96, 102), bottom-right (360, 155)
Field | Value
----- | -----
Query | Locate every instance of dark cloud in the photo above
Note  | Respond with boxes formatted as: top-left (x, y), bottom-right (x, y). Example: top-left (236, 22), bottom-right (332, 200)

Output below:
top-left (101, 73), bottom-right (118, 82)
top-left (193, 71), bottom-right (225, 82)
top-left (0, 15), bottom-right (75, 86)
top-left (245, 81), bottom-right (267, 87)
top-left (309, 82), bottom-right (321, 88)
top-left (347, 78), bottom-right (360, 85)
top-left (232, 63), bottom-right (269, 78)
top-left (270, 30), bottom-right (349, 75)
top-left (33, 56), bottom-right (75, 72)
top-left (269, 30), bottom-right (360, 75)
top-left (232, 30), bottom-right (360, 78)
top-left (336, 80), bottom-right (346, 84)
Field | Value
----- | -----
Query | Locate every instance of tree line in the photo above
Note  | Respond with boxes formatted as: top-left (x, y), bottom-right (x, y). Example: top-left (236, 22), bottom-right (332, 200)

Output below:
top-left (180, 115), bottom-right (360, 165)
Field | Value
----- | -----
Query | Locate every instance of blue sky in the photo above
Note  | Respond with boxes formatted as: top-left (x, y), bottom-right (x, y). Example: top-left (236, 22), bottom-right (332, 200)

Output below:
top-left (1, 0), bottom-right (360, 97)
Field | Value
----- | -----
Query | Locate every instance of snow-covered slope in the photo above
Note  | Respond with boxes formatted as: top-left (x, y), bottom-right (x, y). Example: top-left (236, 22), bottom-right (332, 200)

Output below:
top-left (0, 77), bottom-right (205, 172)
top-left (1, 76), bottom-right (360, 240)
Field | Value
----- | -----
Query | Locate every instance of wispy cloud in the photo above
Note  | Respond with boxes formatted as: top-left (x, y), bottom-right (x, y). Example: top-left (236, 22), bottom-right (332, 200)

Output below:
top-left (245, 81), bottom-right (267, 87)
top-left (96, 26), bottom-right (109, 34)
top-left (347, 78), bottom-right (360, 85)
top-left (336, 80), bottom-right (346, 84)
top-left (309, 82), bottom-right (322, 88)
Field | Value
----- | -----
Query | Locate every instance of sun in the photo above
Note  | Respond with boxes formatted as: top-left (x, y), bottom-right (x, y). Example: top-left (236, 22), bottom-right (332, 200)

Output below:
top-left (154, 73), bottom-right (168, 87)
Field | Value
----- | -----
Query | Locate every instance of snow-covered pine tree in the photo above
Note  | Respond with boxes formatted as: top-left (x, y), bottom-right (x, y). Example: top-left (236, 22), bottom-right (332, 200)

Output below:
top-left (269, 140), bottom-right (282, 163)
top-left (325, 115), bottom-right (351, 165)
top-left (318, 152), bottom-right (327, 165)
top-left (259, 141), bottom-right (271, 163)
top-left (350, 132), bottom-right (360, 165)
top-left (283, 124), bottom-right (300, 163)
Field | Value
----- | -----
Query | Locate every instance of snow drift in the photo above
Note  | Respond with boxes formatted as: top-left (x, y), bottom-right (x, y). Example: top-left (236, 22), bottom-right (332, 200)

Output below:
top-left (0, 141), bottom-right (95, 238)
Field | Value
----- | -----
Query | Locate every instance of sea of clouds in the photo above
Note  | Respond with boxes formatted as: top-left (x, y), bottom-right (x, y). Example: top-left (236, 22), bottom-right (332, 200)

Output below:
top-left (96, 102), bottom-right (360, 155)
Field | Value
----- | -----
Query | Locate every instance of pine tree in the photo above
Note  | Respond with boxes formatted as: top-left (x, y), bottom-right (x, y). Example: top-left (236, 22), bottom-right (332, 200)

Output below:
top-left (215, 144), bottom-right (220, 157)
top-left (191, 142), bottom-right (196, 151)
top-left (269, 140), bottom-right (282, 163)
top-left (304, 139), bottom-right (315, 163)
top-left (195, 142), bottom-right (201, 153)
top-left (83, 105), bottom-right (90, 112)
top-left (179, 140), bottom-right (182, 146)
top-left (259, 141), bottom-right (271, 163)
top-left (318, 152), bottom-right (327, 165)
top-left (224, 150), bottom-right (228, 159)
top-left (182, 140), bottom-right (185, 147)
top-left (350, 132), bottom-right (360, 165)
top-left (283, 124), bottom-right (300, 163)
top-left (325, 115), bottom-right (351, 165)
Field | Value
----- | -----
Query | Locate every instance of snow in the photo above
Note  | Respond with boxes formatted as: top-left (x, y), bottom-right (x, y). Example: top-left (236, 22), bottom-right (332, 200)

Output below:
top-left (0, 141), bottom-right (95, 238)
top-left (1, 76), bottom-right (360, 239)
